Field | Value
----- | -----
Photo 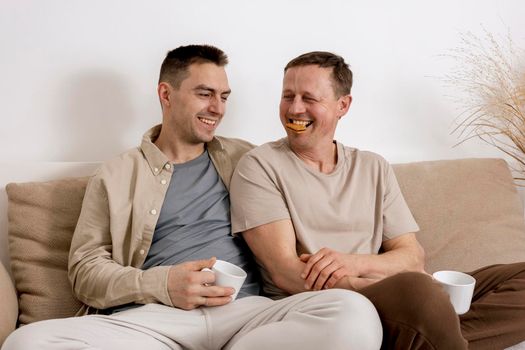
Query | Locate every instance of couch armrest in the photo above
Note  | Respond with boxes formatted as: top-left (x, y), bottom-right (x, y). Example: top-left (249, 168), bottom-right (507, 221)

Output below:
top-left (0, 262), bottom-right (17, 346)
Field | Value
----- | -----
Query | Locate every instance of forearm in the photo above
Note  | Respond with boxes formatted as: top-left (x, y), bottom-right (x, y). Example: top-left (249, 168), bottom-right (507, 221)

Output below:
top-left (242, 219), bottom-right (312, 295)
top-left (69, 247), bottom-right (172, 309)
top-left (263, 256), bottom-right (309, 295)
top-left (353, 240), bottom-right (425, 279)
top-left (334, 248), bottom-right (425, 291)
top-left (355, 251), bottom-right (425, 279)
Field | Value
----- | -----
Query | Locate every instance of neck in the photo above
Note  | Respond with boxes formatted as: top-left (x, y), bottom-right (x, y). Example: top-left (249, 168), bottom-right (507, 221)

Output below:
top-left (154, 126), bottom-right (205, 164)
top-left (290, 141), bottom-right (338, 174)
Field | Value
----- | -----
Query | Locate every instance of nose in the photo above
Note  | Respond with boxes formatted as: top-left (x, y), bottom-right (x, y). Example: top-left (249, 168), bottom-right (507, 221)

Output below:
top-left (208, 95), bottom-right (225, 116)
top-left (289, 96), bottom-right (306, 115)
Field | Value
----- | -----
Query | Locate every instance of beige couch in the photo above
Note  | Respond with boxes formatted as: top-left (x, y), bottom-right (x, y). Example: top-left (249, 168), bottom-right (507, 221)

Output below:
top-left (1, 159), bottom-right (525, 349)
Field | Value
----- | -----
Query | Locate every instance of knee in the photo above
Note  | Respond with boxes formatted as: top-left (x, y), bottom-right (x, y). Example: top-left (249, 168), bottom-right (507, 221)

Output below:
top-left (320, 289), bottom-right (383, 350)
top-left (397, 272), bottom-right (451, 306)
top-left (2, 318), bottom-right (78, 350)
top-left (382, 272), bottom-right (456, 324)
top-left (510, 262), bottom-right (525, 278)
top-left (2, 322), bottom-right (48, 349)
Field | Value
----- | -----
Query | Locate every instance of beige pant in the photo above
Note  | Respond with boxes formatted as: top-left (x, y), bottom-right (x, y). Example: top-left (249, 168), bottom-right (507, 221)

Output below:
top-left (3, 289), bottom-right (382, 350)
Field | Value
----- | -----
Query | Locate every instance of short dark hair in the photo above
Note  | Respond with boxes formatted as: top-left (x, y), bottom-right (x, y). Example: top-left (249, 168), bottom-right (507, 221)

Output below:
top-left (159, 45), bottom-right (228, 88)
top-left (284, 51), bottom-right (353, 97)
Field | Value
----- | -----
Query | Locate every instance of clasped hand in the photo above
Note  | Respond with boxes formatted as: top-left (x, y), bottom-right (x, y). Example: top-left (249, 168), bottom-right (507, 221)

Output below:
top-left (300, 248), bottom-right (374, 291)
top-left (167, 257), bottom-right (235, 310)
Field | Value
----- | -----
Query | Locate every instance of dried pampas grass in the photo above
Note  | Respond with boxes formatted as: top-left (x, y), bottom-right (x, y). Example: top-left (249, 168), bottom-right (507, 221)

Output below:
top-left (445, 28), bottom-right (525, 181)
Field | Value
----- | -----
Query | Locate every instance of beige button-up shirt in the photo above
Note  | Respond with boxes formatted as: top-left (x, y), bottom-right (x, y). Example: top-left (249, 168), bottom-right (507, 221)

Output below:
top-left (68, 125), bottom-right (254, 313)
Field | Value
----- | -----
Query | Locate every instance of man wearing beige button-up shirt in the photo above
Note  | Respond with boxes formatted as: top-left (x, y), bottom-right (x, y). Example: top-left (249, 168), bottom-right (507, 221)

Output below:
top-left (2, 45), bottom-right (383, 350)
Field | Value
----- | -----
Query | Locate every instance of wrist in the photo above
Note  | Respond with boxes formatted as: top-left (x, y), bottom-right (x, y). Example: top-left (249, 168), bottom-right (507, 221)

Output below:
top-left (345, 254), bottom-right (367, 276)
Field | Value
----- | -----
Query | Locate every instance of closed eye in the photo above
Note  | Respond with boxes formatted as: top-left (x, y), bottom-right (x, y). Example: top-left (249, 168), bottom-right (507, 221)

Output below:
top-left (303, 95), bottom-right (318, 102)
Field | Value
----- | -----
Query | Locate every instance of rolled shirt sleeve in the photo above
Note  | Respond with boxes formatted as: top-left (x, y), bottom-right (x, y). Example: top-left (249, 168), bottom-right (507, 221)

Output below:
top-left (68, 171), bottom-right (173, 310)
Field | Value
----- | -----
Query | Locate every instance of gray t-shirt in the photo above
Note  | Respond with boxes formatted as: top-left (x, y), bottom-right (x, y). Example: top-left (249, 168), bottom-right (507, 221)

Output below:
top-left (143, 150), bottom-right (259, 298)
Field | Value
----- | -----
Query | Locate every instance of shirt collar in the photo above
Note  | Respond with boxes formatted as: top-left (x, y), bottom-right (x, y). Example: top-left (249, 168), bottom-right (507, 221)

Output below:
top-left (140, 124), bottom-right (225, 176)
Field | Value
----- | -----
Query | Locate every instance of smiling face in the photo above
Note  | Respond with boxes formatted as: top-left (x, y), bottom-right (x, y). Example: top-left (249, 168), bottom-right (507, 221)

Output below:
top-left (160, 62), bottom-right (231, 145)
top-left (279, 65), bottom-right (351, 152)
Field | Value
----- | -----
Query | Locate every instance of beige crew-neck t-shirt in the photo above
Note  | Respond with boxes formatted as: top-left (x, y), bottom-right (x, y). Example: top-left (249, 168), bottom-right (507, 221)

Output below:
top-left (230, 138), bottom-right (419, 297)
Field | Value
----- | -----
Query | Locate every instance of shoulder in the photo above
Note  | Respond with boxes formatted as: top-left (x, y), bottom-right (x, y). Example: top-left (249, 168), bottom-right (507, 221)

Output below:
top-left (343, 144), bottom-right (390, 169)
top-left (237, 139), bottom-right (288, 168)
top-left (340, 144), bottom-right (393, 183)
top-left (215, 136), bottom-right (255, 154)
top-left (212, 136), bottom-right (255, 174)
top-left (92, 147), bottom-right (144, 183)
top-left (244, 139), bottom-right (288, 160)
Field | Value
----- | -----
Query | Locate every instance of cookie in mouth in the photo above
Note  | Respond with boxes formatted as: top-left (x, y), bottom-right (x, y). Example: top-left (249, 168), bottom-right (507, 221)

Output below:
top-left (285, 119), bottom-right (313, 132)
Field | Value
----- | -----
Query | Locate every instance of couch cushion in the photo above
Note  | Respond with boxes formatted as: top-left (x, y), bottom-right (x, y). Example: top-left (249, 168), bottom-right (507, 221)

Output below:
top-left (393, 158), bottom-right (525, 273)
top-left (6, 177), bottom-right (89, 325)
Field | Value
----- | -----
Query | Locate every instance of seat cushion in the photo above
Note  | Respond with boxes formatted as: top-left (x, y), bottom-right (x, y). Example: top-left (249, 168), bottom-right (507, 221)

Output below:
top-left (6, 177), bottom-right (89, 325)
top-left (393, 158), bottom-right (525, 273)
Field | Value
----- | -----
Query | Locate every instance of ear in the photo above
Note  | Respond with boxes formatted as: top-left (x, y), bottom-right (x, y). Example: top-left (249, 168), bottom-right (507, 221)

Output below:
top-left (337, 95), bottom-right (352, 119)
top-left (158, 82), bottom-right (172, 109)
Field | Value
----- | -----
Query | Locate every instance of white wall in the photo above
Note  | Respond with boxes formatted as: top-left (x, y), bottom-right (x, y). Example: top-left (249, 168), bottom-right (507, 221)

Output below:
top-left (1, 0), bottom-right (524, 164)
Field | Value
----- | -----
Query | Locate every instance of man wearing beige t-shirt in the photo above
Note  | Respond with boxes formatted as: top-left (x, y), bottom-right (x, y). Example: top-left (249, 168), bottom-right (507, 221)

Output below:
top-left (230, 51), bottom-right (525, 349)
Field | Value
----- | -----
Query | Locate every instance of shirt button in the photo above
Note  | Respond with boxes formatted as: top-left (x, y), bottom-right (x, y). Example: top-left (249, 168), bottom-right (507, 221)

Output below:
top-left (139, 249), bottom-right (145, 255)
top-left (160, 179), bottom-right (167, 185)
top-left (154, 167), bottom-right (159, 173)
top-left (165, 164), bottom-right (171, 170)
top-left (150, 209), bottom-right (157, 215)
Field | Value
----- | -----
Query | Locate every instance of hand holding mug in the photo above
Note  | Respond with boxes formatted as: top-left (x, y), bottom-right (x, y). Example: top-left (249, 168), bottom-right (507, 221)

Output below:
top-left (202, 259), bottom-right (247, 301)
top-left (167, 258), bottom-right (235, 310)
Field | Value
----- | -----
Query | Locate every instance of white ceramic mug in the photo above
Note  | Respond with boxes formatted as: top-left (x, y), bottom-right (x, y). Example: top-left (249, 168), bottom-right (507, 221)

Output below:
top-left (203, 260), bottom-right (247, 301)
top-left (432, 270), bottom-right (476, 315)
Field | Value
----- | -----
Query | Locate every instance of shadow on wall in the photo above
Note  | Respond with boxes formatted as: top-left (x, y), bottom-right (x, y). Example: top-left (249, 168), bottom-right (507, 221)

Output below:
top-left (56, 69), bottom-right (138, 161)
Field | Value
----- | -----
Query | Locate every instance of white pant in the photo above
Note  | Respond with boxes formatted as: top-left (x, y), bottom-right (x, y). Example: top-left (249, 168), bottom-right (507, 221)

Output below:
top-left (2, 289), bottom-right (382, 350)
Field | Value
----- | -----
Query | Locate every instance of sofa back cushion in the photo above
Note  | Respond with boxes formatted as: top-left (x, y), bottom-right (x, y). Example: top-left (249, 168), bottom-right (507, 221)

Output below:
top-left (6, 177), bottom-right (88, 325)
top-left (393, 158), bottom-right (525, 273)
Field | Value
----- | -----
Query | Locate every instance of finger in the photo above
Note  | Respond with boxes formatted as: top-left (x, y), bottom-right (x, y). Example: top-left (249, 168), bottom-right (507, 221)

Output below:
top-left (312, 262), bottom-right (342, 291)
top-left (299, 254), bottom-right (311, 262)
top-left (182, 269), bottom-right (215, 287)
top-left (203, 296), bottom-right (232, 307)
top-left (324, 267), bottom-right (347, 289)
top-left (187, 257), bottom-right (217, 271)
top-left (200, 285), bottom-right (235, 297)
top-left (309, 260), bottom-right (339, 290)
top-left (200, 270), bottom-right (216, 285)
top-left (301, 251), bottom-right (325, 279)
top-left (304, 257), bottom-right (333, 289)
